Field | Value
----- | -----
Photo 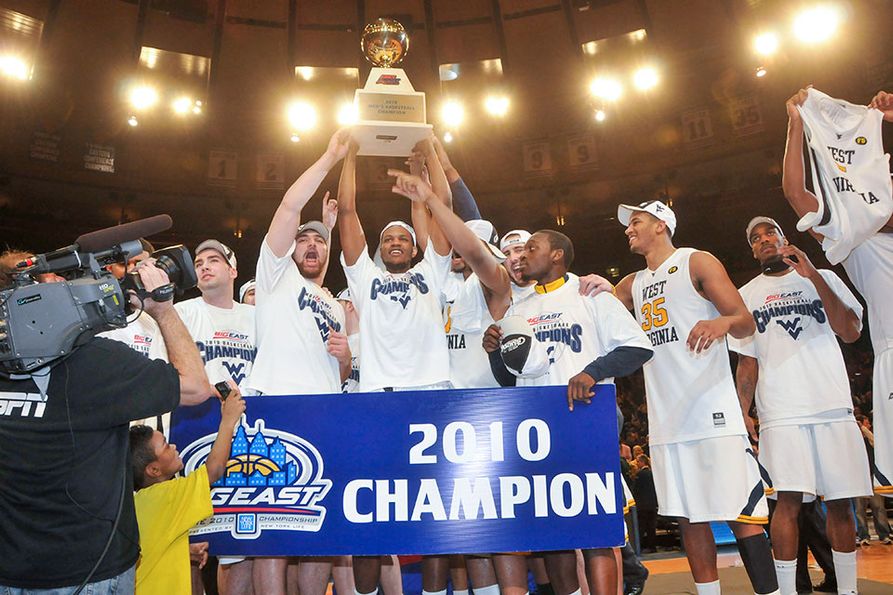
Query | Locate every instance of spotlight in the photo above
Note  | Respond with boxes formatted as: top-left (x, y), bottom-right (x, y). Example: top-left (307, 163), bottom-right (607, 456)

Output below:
top-left (484, 95), bottom-right (510, 117)
top-left (632, 67), bottom-right (659, 91)
top-left (753, 32), bottom-right (779, 56)
top-left (127, 115), bottom-right (139, 127)
top-left (290, 133), bottom-right (301, 143)
top-left (336, 102), bottom-right (358, 126)
top-left (594, 109), bottom-right (606, 122)
top-left (755, 66), bottom-right (768, 78)
top-left (172, 96), bottom-right (192, 115)
top-left (192, 105), bottom-right (202, 115)
top-left (286, 100), bottom-right (317, 132)
top-left (129, 85), bottom-right (159, 111)
top-left (296, 66), bottom-right (315, 81)
top-left (441, 100), bottom-right (464, 127)
top-left (589, 77), bottom-right (623, 101)
top-left (793, 5), bottom-right (840, 43)
top-left (443, 131), bottom-right (454, 143)
top-left (0, 55), bottom-right (29, 80)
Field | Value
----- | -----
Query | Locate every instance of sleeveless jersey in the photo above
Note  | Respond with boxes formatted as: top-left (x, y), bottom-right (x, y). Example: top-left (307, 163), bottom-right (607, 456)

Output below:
top-left (797, 88), bottom-right (893, 264)
top-left (631, 248), bottom-right (746, 445)
top-left (842, 232), bottom-right (893, 353)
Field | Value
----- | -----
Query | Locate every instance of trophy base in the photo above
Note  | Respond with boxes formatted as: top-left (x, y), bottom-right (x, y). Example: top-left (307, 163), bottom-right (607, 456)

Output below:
top-left (352, 121), bottom-right (434, 157)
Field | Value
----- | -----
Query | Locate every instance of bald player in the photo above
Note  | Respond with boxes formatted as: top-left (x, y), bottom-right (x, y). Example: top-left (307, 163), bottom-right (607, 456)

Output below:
top-left (484, 229), bottom-right (653, 595)
top-left (611, 201), bottom-right (778, 595)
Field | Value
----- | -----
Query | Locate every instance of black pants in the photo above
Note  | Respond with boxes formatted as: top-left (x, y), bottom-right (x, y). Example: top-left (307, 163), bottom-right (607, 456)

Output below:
top-left (637, 509), bottom-right (658, 552)
top-left (796, 500), bottom-right (835, 591)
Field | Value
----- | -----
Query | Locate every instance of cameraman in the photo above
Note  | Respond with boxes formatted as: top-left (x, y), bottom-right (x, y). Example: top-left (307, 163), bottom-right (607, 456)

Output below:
top-left (0, 258), bottom-right (215, 592)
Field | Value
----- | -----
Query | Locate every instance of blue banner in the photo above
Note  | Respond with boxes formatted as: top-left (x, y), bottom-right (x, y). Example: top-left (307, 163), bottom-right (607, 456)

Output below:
top-left (171, 385), bottom-right (624, 556)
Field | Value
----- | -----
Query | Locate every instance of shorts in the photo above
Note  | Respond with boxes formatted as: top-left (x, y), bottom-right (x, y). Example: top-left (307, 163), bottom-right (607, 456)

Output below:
top-left (651, 434), bottom-right (768, 524)
top-left (761, 418), bottom-right (872, 501)
top-left (873, 349), bottom-right (893, 497)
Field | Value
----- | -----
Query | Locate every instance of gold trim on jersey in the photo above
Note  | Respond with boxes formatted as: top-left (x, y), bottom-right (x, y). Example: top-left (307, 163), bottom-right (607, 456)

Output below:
top-left (534, 274), bottom-right (568, 294)
top-left (874, 486), bottom-right (893, 495)
top-left (736, 514), bottom-right (769, 525)
top-left (764, 487), bottom-right (776, 496)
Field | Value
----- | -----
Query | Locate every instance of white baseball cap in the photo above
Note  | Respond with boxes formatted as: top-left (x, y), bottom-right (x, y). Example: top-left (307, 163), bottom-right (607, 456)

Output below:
top-left (464, 219), bottom-right (506, 262)
top-left (617, 200), bottom-right (677, 236)
top-left (745, 216), bottom-right (784, 244)
top-left (336, 288), bottom-right (352, 302)
top-left (195, 239), bottom-right (237, 269)
top-left (499, 229), bottom-right (532, 252)
top-left (380, 221), bottom-right (417, 246)
top-left (238, 279), bottom-right (256, 302)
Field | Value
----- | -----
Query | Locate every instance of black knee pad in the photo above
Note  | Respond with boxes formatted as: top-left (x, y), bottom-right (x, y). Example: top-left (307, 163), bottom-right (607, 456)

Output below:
top-left (736, 533), bottom-right (778, 594)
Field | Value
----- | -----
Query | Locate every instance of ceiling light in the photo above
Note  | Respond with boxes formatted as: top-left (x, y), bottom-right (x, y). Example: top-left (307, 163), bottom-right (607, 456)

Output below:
top-left (0, 55), bottom-right (29, 80)
top-left (594, 109), bottom-right (606, 122)
top-left (443, 131), bottom-right (453, 143)
top-left (172, 96), bottom-right (192, 115)
top-left (286, 100), bottom-right (317, 132)
top-left (441, 100), bottom-right (464, 127)
top-left (793, 5), bottom-right (841, 43)
top-left (336, 102), bottom-right (358, 126)
top-left (484, 95), bottom-right (510, 117)
top-left (290, 133), bottom-right (301, 143)
top-left (296, 66), bottom-right (314, 81)
top-left (590, 77), bottom-right (623, 101)
top-left (632, 67), bottom-right (659, 91)
top-left (755, 66), bottom-right (768, 78)
top-left (127, 115), bottom-right (139, 127)
top-left (129, 85), bottom-right (159, 111)
top-left (753, 32), bottom-right (779, 56)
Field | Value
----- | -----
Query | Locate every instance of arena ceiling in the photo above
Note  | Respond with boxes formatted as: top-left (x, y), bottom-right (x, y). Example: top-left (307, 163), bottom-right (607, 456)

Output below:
top-left (0, 0), bottom-right (892, 287)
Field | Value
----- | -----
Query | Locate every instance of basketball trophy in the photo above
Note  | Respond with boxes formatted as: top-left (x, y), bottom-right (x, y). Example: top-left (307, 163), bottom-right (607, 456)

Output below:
top-left (352, 18), bottom-right (433, 156)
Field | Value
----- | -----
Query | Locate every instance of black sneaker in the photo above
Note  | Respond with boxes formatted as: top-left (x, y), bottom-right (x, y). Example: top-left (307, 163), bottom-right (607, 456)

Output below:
top-left (625, 583), bottom-right (645, 595)
top-left (813, 578), bottom-right (838, 593)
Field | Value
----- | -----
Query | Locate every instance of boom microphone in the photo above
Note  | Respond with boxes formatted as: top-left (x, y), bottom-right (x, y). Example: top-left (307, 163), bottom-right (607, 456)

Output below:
top-left (75, 214), bottom-right (173, 253)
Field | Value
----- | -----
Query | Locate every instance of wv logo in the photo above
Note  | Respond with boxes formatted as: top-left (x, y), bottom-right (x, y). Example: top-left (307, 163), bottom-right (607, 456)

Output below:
top-left (391, 294), bottom-right (411, 308)
top-left (222, 362), bottom-right (247, 385)
top-left (775, 317), bottom-right (804, 340)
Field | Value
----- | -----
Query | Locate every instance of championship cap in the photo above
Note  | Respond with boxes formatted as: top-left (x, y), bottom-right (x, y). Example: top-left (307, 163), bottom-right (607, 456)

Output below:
top-left (380, 221), bottom-right (417, 246)
top-left (195, 239), bottom-right (237, 269)
top-left (497, 315), bottom-right (550, 378)
top-left (297, 220), bottom-right (329, 242)
top-left (617, 200), bottom-right (677, 236)
top-left (745, 216), bottom-right (784, 244)
top-left (238, 279), bottom-right (256, 302)
top-left (336, 288), bottom-right (352, 303)
top-left (465, 219), bottom-right (506, 262)
top-left (499, 229), bottom-right (532, 252)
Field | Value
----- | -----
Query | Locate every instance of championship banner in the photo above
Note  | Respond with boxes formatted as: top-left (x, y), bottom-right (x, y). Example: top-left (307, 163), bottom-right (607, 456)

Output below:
top-left (171, 385), bottom-right (624, 556)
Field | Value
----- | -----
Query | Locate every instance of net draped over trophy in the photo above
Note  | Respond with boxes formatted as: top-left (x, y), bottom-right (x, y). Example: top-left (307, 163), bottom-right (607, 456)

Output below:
top-left (352, 18), bottom-right (433, 157)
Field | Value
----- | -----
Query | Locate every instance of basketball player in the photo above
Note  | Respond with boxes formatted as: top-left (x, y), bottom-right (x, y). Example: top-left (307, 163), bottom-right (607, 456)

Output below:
top-left (243, 129), bottom-right (353, 595)
top-left (338, 136), bottom-right (454, 595)
top-left (610, 201), bottom-right (779, 595)
top-left (784, 89), bottom-right (893, 501)
top-left (731, 217), bottom-right (871, 595)
top-left (483, 229), bottom-right (654, 595)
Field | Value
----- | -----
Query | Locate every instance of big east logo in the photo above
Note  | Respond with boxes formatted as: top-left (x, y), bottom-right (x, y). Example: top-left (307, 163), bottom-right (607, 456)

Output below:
top-left (181, 418), bottom-right (332, 539)
top-left (376, 74), bottom-right (401, 85)
top-left (213, 331), bottom-right (250, 342)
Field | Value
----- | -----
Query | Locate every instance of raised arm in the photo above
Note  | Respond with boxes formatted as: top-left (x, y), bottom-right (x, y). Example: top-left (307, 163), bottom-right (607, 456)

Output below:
top-left (205, 387), bottom-right (246, 484)
top-left (433, 137), bottom-right (482, 221)
top-left (414, 138), bottom-right (452, 256)
top-left (337, 142), bottom-right (366, 266)
top-left (268, 129), bottom-right (350, 258)
top-left (782, 89), bottom-right (823, 242)
top-left (688, 251), bottom-right (756, 350)
top-left (406, 153), bottom-right (430, 252)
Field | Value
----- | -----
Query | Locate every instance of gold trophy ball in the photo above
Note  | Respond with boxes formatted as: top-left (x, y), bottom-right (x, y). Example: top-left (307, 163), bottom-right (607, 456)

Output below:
top-left (361, 18), bottom-right (410, 68)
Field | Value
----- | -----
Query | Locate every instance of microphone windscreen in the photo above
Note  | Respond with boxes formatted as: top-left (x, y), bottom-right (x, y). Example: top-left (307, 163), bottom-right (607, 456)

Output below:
top-left (76, 214), bottom-right (172, 253)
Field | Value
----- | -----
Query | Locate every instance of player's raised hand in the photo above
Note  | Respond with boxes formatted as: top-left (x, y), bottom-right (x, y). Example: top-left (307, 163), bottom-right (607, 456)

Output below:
top-left (785, 87), bottom-right (810, 122)
top-left (686, 317), bottom-right (731, 354)
top-left (578, 273), bottom-right (614, 297)
top-left (321, 191), bottom-right (338, 232)
top-left (326, 326), bottom-right (351, 365)
top-left (432, 136), bottom-right (455, 173)
top-left (412, 135), bottom-right (436, 159)
top-left (869, 90), bottom-right (893, 122)
top-left (388, 169), bottom-right (436, 203)
top-left (324, 128), bottom-right (352, 163)
top-left (567, 371), bottom-right (596, 412)
top-left (778, 244), bottom-right (817, 279)
top-left (482, 323), bottom-right (503, 353)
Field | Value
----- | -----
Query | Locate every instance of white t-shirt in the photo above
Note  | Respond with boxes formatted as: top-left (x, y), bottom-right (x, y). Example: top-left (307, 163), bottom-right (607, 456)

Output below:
top-left (507, 273), bottom-right (651, 386)
top-left (729, 269), bottom-right (863, 428)
top-left (341, 244), bottom-right (452, 391)
top-left (511, 282), bottom-right (535, 304)
top-left (631, 248), bottom-right (747, 445)
top-left (842, 232), bottom-right (893, 354)
top-left (445, 273), bottom-right (499, 389)
top-left (248, 237), bottom-right (345, 396)
top-left (342, 334), bottom-right (361, 393)
top-left (174, 297), bottom-right (256, 389)
top-left (797, 88), bottom-right (893, 264)
top-left (98, 311), bottom-right (167, 361)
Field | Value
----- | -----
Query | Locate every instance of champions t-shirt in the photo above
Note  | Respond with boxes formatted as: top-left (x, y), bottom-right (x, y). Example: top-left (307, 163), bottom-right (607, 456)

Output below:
top-left (174, 298), bottom-right (256, 389)
top-left (0, 338), bottom-right (179, 588)
top-left (98, 311), bottom-right (168, 361)
top-left (729, 269), bottom-right (862, 428)
top-left (446, 273), bottom-right (499, 388)
top-left (248, 237), bottom-right (345, 396)
top-left (341, 244), bottom-right (452, 391)
top-left (507, 274), bottom-right (651, 386)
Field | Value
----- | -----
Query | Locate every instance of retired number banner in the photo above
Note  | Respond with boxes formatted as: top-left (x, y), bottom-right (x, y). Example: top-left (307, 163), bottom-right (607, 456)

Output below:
top-left (171, 385), bottom-right (624, 556)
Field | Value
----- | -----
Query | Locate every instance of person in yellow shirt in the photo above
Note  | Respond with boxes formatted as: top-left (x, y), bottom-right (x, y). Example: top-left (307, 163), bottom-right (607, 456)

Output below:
top-left (129, 385), bottom-right (246, 594)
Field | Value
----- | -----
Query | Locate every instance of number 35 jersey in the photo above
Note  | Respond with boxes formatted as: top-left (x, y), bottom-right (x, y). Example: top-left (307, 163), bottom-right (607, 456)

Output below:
top-left (631, 248), bottom-right (745, 445)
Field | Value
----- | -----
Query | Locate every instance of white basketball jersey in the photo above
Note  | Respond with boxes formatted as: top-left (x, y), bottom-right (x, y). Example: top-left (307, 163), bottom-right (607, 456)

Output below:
top-left (445, 274), bottom-right (499, 389)
top-left (341, 334), bottom-right (361, 393)
top-left (842, 232), bottom-right (893, 354)
top-left (511, 282), bottom-right (536, 304)
top-left (729, 269), bottom-right (862, 428)
top-left (174, 297), bottom-right (257, 389)
top-left (797, 88), bottom-right (893, 264)
top-left (631, 248), bottom-right (746, 445)
top-left (508, 274), bottom-right (651, 387)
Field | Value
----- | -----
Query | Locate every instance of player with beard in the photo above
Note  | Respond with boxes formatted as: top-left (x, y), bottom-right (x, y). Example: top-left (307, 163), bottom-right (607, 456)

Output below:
top-left (731, 217), bottom-right (870, 595)
top-left (339, 137), bottom-right (454, 595)
top-left (482, 230), bottom-right (653, 595)
top-left (610, 201), bottom-right (778, 595)
top-left (241, 129), bottom-right (353, 595)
